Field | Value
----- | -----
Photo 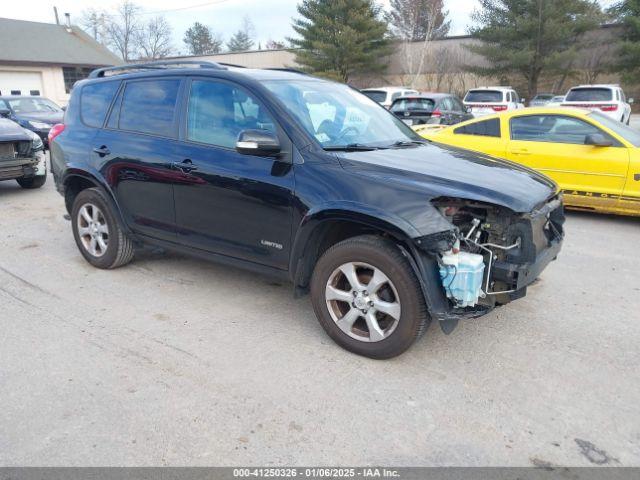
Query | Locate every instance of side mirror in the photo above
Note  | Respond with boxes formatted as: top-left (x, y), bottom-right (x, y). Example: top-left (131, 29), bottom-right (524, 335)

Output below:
top-left (585, 133), bottom-right (613, 147)
top-left (629, 98), bottom-right (634, 104)
top-left (236, 129), bottom-right (281, 157)
top-left (0, 108), bottom-right (10, 118)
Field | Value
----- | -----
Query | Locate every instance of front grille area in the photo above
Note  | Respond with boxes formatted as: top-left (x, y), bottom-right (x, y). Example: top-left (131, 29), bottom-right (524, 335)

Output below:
top-left (0, 142), bottom-right (16, 160)
top-left (16, 141), bottom-right (32, 157)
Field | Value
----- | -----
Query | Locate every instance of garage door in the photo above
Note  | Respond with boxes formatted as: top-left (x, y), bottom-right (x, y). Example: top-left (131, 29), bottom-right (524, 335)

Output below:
top-left (0, 71), bottom-right (43, 96)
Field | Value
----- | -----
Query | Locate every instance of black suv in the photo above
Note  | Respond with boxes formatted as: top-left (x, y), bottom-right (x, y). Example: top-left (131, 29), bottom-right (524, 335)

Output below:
top-left (50, 61), bottom-right (564, 359)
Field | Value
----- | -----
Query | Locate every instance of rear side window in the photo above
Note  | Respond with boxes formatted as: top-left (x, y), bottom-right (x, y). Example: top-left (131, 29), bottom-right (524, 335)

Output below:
top-left (454, 118), bottom-right (501, 137)
top-left (81, 81), bottom-right (120, 128)
top-left (118, 79), bottom-right (180, 137)
top-left (361, 90), bottom-right (386, 103)
top-left (464, 90), bottom-right (503, 103)
top-left (566, 88), bottom-right (612, 102)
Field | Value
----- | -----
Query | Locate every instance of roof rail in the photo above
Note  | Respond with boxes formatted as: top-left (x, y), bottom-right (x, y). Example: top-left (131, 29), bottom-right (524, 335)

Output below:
top-left (89, 60), bottom-right (227, 78)
top-left (264, 67), bottom-right (309, 75)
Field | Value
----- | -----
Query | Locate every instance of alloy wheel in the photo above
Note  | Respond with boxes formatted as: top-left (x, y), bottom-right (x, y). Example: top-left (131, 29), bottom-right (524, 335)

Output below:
top-left (77, 203), bottom-right (109, 258)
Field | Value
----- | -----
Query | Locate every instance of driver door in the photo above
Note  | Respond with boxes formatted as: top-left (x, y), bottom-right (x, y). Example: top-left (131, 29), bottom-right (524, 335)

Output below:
top-left (506, 114), bottom-right (629, 210)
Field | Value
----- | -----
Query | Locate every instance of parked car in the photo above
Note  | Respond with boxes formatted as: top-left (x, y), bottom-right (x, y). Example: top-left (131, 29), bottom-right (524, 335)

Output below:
top-left (529, 93), bottom-right (555, 107)
top-left (50, 61), bottom-right (564, 359)
top-left (546, 95), bottom-right (565, 107)
top-left (360, 86), bottom-right (419, 109)
top-left (0, 117), bottom-right (47, 188)
top-left (418, 107), bottom-right (640, 217)
top-left (390, 93), bottom-right (473, 126)
top-left (562, 84), bottom-right (633, 124)
top-left (463, 86), bottom-right (525, 116)
top-left (0, 96), bottom-right (64, 148)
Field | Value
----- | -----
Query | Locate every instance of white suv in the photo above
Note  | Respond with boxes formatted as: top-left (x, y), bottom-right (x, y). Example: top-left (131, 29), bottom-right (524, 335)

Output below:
top-left (562, 84), bottom-right (634, 124)
top-left (463, 87), bottom-right (525, 117)
top-left (361, 87), bottom-right (419, 109)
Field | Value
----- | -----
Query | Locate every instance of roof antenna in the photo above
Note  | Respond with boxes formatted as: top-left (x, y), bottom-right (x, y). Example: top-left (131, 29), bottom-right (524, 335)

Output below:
top-left (53, 6), bottom-right (60, 25)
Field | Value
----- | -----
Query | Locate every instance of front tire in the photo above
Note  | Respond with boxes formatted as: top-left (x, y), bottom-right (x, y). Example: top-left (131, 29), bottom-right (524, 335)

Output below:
top-left (71, 188), bottom-right (134, 269)
top-left (17, 175), bottom-right (46, 189)
top-left (310, 235), bottom-right (429, 359)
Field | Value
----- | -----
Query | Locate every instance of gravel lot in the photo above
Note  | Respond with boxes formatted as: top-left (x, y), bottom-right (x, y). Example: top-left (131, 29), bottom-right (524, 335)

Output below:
top-left (1, 120), bottom-right (639, 467)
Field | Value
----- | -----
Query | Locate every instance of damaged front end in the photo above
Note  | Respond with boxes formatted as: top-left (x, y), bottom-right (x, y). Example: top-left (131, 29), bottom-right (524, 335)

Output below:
top-left (410, 196), bottom-right (565, 333)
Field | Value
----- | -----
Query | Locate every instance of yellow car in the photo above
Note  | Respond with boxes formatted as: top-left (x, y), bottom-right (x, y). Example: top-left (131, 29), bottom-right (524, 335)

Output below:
top-left (416, 107), bottom-right (640, 216)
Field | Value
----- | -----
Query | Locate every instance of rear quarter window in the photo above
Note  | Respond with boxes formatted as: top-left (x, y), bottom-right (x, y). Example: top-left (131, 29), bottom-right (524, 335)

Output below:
top-left (454, 118), bottom-right (501, 137)
top-left (80, 81), bottom-right (120, 128)
top-left (118, 79), bottom-right (181, 137)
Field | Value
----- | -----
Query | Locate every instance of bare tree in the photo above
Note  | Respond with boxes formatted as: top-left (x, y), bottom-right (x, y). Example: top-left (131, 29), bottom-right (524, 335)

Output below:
top-left (80, 8), bottom-right (108, 43)
top-left (105, 0), bottom-right (142, 61)
top-left (136, 16), bottom-right (173, 60)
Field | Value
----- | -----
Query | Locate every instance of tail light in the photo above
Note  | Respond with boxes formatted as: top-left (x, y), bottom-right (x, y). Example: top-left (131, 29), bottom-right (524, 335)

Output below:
top-left (48, 123), bottom-right (65, 144)
top-left (492, 105), bottom-right (508, 111)
top-left (432, 109), bottom-right (442, 118)
top-left (600, 104), bottom-right (618, 112)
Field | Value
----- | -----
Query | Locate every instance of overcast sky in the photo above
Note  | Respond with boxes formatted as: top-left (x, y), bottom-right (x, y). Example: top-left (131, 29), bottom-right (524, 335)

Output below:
top-left (1, 0), bottom-right (615, 56)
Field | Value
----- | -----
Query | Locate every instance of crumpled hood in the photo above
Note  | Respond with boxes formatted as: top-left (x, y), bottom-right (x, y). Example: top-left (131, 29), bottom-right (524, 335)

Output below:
top-left (336, 143), bottom-right (558, 213)
top-left (0, 118), bottom-right (31, 142)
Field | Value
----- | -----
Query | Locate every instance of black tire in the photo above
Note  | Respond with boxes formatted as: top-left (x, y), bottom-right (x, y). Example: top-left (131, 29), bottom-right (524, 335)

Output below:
top-left (71, 187), bottom-right (134, 269)
top-left (17, 175), bottom-right (47, 189)
top-left (310, 235), bottom-right (430, 359)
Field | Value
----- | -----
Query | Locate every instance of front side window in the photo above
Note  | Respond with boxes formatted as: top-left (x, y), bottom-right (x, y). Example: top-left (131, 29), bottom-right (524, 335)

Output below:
top-left (118, 79), bottom-right (180, 137)
top-left (264, 80), bottom-right (422, 149)
top-left (187, 80), bottom-right (276, 148)
top-left (81, 81), bottom-right (120, 128)
top-left (510, 114), bottom-right (615, 145)
top-left (566, 88), bottom-right (613, 102)
top-left (454, 118), bottom-right (501, 137)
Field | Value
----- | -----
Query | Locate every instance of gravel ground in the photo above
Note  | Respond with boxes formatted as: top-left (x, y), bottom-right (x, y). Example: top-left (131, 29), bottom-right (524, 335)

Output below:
top-left (0, 143), bottom-right (639, 467)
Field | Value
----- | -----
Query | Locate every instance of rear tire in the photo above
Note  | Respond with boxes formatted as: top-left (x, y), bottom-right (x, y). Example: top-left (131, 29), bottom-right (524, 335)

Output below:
top-left (310, 235), bottom-right (430, 359)
top-left (17, 175), bottom-right (46, 189)
top-left (71, 187), bottom-right (134, 269)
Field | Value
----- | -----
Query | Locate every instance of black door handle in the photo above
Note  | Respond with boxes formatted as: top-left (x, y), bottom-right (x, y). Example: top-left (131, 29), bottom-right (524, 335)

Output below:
top-left (634, 173), bottom-right (640, 181)
top-left (93, 145), bottom-right (110, 157)
top-left (172, 159), bottom-right (198, 173)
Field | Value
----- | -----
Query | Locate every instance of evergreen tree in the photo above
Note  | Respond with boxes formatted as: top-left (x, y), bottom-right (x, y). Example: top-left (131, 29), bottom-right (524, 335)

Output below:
top-left (183, 22), bottom-right (222, 55)
top-left (609, 0), bottom-right (640, 81)
top-left (467, 0), bottom-right (602, 97)
top-left (289, 0), bottom-right (392, 82)
top-left (227, 16), bottom-right (255, 52)
top-left (387, 0), bottom-right (450, 41)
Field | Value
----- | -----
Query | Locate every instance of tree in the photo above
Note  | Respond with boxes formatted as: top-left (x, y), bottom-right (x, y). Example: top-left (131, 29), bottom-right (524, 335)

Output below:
top-left (80, 8), bottom-right (108, 43)
top-left (289, 0), bottom-right (392, 82)
top-left (266, 39), bottom-right (287, 49)
top-left (387, 0), bottom-right (450, 41)
top-left (136, 16), bottom-right (173, 60)
top-left (609, 0), bottom-right (640, 82)
top-left (104, 0), bottom-right (142, 61)
top-left (183, 22), bottom-right (223, 55)
top-left (467, 0), bottom-right (602, 98)
top-left (227, 16), bottom-right (255, 52)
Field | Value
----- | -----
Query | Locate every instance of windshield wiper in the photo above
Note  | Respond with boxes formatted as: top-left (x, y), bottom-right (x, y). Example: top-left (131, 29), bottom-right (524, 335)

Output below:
top-left (324, 143), bottom-right (383, 152)
top-left (389, 140), bottom-right (428, 148)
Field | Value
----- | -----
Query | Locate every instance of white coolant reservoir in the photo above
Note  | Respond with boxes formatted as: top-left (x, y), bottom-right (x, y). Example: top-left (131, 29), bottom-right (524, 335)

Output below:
top-left (439, 249), bottom-right (486, 308)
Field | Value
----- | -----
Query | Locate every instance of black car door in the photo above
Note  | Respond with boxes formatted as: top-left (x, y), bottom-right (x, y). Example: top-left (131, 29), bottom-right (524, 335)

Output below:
top-left (94, 77), bottom-right (185, 243)
top-left (172, 77), bottom-right (295, 270)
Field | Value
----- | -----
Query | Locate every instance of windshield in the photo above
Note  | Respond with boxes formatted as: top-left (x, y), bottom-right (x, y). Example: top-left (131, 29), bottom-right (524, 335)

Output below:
top-left (263, 80), bottom-right (423, 149)
top-left (391, 98), bottom-right (435, 113)
top-left (552, 96), bottom-right (565, 102)
top-left (464, 90), bottom-right (503, 103)
top-left (361, 90), bottom-right (387, 103)
top-left (566, 88), bottom-right (612, 102)
top-left (590, 111), bottom-right (640, 147)
top-left (8, 97), bottom-right (61, 114)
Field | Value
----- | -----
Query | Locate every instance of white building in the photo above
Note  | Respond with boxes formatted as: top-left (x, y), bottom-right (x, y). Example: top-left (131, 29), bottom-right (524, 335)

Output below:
top-left (0, 17), bottom-right (122, 106)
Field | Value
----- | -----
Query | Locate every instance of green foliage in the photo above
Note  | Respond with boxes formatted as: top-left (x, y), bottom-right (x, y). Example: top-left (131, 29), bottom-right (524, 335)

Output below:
top-left (183, 22), bottom-right (222, 55)
top-left (227, 30), bottom-right (254, 52)
top-left (609, 0), bottom-right (640, 81)
top-left (387, 0), bottom-right (450, 41)
top-left (289, 0), bottom-right (392, 82)
top-left (467, 0), bottom-right (602, 96)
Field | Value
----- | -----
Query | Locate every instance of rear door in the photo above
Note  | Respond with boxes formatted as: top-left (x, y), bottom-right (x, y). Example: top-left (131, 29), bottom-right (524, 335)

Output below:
top-left (95, 77), bottom-right (185, 242)
top-left (172, 77), bottom-right (295, 269)
top-left (506, 113), bottom-right (629, 210)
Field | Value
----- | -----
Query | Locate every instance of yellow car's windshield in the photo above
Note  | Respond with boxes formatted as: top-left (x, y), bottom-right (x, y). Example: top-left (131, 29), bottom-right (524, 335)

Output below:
top-left (589, 111), bottom-right (640, 147)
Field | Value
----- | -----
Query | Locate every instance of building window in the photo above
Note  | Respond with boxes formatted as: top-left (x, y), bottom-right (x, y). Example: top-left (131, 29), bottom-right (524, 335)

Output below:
top-left (30, 90), bottom-right (40, 96)
top-left (62, 67), bottom-right (94, 93)
top-left (10, 90), bottom-right (21, 95)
